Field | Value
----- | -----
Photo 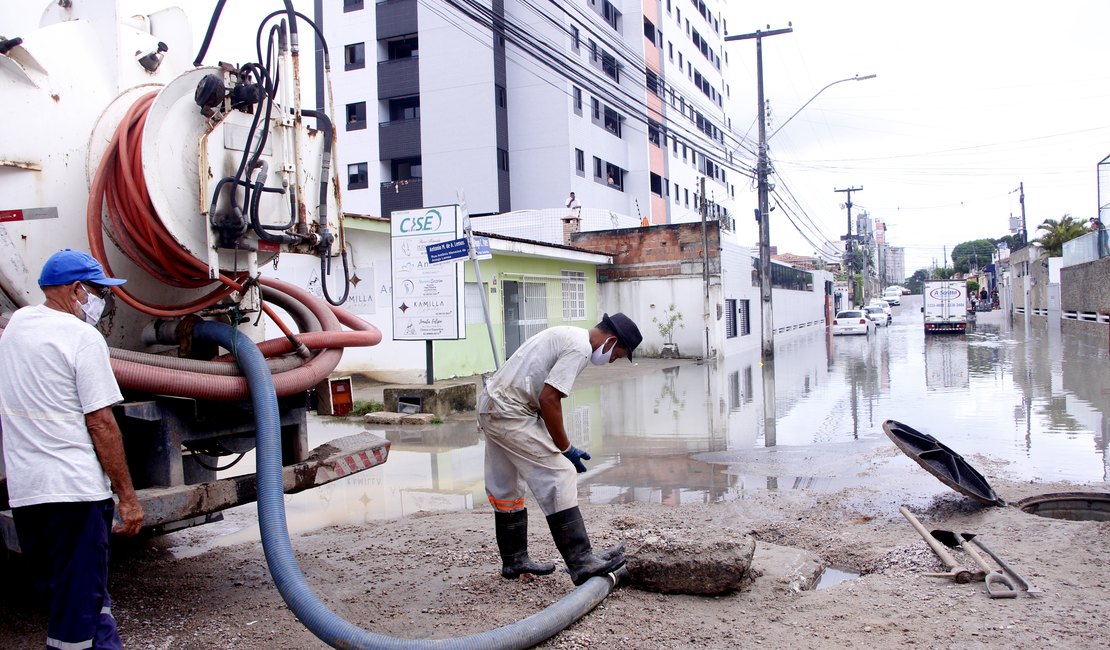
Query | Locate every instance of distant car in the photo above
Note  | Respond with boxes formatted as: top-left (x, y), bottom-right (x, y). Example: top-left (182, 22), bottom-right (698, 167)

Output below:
top-left (864, 305), bottom-right (891, 327)
top-left (882, 288), bottom-right (902, 306)
top-left (868, 299), bottom-right (894, 321)
top-left (832, 310), bottom-right (875, 336)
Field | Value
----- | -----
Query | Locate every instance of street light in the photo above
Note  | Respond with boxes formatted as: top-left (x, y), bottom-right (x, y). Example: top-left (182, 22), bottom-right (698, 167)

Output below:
top-left (769, 74), bottom-right (877, 141)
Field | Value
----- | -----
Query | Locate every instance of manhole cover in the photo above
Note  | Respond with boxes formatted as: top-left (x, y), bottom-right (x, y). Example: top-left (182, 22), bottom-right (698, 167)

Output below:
top-left (1016, 492), bottom-right (1110, 522)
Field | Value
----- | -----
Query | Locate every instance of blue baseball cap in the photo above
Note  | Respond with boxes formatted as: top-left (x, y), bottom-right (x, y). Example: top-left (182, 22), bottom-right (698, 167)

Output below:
top-left (38, 249), bottom-right (127, 287)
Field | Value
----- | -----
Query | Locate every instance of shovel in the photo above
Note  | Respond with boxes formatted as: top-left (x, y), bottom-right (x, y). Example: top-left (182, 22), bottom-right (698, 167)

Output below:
top-left (930, 529), bottom-right (1018, 599)
top-left (899, 506), bottom-right (981, 583)
top-left (961, 533), bottom-right (1043, 595)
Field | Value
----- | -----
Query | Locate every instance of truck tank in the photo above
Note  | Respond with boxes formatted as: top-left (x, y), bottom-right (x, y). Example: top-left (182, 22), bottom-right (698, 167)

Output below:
top-left (0, 1), bottom-right (388, 543)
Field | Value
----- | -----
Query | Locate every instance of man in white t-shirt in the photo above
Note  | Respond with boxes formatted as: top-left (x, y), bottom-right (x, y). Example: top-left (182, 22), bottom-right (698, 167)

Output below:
top-left (479, 312), bottom-right (642, 585)
top-left (0, 249), bottom-right (143, 650)
top-left (565, 191), bottom-right (580, 214)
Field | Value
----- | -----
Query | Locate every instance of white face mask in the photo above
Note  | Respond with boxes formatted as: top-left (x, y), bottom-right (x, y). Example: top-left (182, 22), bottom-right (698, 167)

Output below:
top-left (78, 288), bottom-right (106, 325)
top-left (590, 337), bottom-right (616, 365)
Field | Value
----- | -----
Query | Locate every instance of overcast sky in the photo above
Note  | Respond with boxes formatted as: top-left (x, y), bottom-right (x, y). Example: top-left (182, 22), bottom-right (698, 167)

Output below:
top-left (720, 0), bottom-right (1110, 273)
top-left (7, 1), bottom-right (1107, 275)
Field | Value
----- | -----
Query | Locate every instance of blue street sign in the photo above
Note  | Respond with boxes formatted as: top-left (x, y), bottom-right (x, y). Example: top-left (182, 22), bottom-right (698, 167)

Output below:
top-left (426, 237), bottom-right (470, 264)
top-left (474, 236), bottom-right (492, 259)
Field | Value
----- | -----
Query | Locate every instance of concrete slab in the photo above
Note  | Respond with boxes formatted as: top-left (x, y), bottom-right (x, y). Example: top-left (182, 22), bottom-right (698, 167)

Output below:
top-left (383, 382), bottom-right (477, 418)
top-left (363, 412), bottom-right (406, 425)
top-left (621, 526), bottom-right (756, 595)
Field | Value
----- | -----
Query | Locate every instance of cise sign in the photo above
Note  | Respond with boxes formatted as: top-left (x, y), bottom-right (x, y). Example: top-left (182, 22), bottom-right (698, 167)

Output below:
top-left (390, 206), bottom-right (465, 341)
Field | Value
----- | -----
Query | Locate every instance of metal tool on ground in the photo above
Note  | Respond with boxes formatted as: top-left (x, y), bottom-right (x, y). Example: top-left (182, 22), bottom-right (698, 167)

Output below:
top-left (899, 506), bottom-right (981, 583)
top-left (961, 533), bottom-right (1043, 595)
top-left (930, 529), bottom-right (1018, 599)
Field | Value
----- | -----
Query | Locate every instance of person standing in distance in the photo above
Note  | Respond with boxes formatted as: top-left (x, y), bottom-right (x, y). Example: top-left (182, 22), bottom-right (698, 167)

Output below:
top-left (479, 312), bottom-right (642, 585)
top-left (0, 249), bottom-right (144, 650)
top-left (565, 191), bottom-right (581, 216)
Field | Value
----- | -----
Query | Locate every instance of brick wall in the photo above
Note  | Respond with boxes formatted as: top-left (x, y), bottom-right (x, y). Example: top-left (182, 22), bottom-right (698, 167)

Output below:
top-left (571, 222), bottom-right (721, 282)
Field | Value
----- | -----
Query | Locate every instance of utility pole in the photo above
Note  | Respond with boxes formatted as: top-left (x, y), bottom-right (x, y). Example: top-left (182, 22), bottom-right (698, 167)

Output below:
top-left (699, 176), bottom-right (710, 359)
top-left (725, 25), bottom-right (792, 359)
top-left (835, 186), bottom-right (862, 303)
top-left (1018, 181), bottom-right (1027, 248)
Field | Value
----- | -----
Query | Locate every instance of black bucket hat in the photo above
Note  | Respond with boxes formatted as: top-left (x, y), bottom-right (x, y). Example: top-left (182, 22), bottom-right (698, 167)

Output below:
top-left (601, 312), bottom-right (642, 362)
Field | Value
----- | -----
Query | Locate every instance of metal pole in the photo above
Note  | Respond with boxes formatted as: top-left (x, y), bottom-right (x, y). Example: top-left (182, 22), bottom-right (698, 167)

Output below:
top-left (458, 192), bottom-right (501, 371)
top-left (725, 26), bottom-right (792, 360)
top-left (836, 186), bottom-right (862, 304)
top-left (700, 176), bottom-right (711, 359)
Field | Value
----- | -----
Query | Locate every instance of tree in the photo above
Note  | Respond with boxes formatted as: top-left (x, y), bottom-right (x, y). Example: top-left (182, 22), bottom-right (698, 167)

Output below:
top-left (905, 269), bottom-right (928, 294)
top-left (934, 267), bottom-right (955, 280)
top-left (1033, 214), bottom-right (1088, 257)
top-left (951, 239), bottom-right (997, 274)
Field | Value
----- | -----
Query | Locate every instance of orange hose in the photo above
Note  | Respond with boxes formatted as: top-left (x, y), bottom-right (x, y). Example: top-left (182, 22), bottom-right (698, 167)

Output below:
top-left (87, 91), bottom-right (295, 339)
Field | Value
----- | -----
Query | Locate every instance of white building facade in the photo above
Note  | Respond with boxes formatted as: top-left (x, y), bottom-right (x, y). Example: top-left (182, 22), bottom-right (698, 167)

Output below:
top-left (314, 0), bottom-right (736, 226)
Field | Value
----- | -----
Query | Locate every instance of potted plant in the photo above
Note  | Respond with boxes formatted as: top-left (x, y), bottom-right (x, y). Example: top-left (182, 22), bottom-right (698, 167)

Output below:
top-left (653, 304), bottom-right (684, 358)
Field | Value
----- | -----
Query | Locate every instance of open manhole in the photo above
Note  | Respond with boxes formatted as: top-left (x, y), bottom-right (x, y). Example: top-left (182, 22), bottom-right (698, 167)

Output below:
top-left (1016, 492), bottom-right (1110, 522)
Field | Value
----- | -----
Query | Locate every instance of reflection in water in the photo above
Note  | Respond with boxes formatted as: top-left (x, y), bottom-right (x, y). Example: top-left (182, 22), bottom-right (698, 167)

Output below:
top-left (171, 297), bottom-right (1108, 551)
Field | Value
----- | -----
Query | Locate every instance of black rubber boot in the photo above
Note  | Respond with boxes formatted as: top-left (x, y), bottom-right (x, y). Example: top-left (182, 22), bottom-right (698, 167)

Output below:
top-left (495, 509), bottom-right (556, 579)
top-left (546, 506), bottom-right (626, 586)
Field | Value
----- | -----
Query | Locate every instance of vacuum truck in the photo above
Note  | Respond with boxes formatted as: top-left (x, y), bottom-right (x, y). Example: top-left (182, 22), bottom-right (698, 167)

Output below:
top-left (0, 1), bottom-right (390, 549)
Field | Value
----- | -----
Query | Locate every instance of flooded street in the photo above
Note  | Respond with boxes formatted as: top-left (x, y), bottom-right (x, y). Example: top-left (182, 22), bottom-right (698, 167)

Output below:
top-left (169, 295), bottom-right (1108, 553)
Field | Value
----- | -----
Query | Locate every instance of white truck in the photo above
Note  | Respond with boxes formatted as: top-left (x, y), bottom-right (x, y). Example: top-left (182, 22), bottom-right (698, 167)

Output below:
top-left (922, 280), bottom-right (968, 334)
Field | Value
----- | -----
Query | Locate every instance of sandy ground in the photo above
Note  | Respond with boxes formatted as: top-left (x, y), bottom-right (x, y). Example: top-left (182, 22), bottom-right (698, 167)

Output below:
top-left (2, 473), bottom-right (1107, 649)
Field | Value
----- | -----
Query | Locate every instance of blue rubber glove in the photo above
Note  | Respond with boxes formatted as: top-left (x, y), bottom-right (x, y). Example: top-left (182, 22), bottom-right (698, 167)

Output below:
top-left (562, 446), bottom-right (591, 473)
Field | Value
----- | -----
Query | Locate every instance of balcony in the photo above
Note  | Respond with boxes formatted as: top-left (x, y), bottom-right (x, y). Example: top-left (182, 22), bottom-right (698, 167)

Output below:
top-left (378, 57), bottom-right (419, 99)
top-left (378, 118), bottom-right (421, 160)
top-left (380, 178), bottom-right (424, 216)
top-left (376, 0), bottom-right (417, 39)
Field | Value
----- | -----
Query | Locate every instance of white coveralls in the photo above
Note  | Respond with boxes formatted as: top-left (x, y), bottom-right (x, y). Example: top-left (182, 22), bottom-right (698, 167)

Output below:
top-left (479, 327), bottom-right (590, 515)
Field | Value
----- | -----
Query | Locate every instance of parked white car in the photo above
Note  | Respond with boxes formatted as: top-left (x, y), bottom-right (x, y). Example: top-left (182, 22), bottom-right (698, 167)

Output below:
top-left (832, 310), bottom-right (875, 336)
top-left (864, 305), bottom-right (891, 327)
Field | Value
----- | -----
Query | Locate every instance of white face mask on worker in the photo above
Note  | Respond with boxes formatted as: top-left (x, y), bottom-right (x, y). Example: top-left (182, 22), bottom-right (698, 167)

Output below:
top-left (78, 290), bottom-right (106, 325)
top-left (590, 338), bottom-right (616, 365)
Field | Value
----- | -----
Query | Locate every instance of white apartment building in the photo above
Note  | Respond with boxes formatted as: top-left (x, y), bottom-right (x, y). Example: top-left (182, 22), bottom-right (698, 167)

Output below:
top-left (313, 0), bottom-right (736, 227)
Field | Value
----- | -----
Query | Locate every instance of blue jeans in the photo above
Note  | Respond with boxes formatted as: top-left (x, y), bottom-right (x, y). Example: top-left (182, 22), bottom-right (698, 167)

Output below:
top-left (13, 499), bottom-right (121, 650)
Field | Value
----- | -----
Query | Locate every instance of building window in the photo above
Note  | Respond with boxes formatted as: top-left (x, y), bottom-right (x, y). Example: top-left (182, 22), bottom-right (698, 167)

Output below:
top-left (648, 120), bottom-right (661, 147)
top-left (601, 52), bottom-right (619, 81)
top-left (668, 41), bottom-right (673, 61)
top-left (602, 107), bottom-right (622, 137)
top-left (644, 17), bottom-right (656, 43)
top-left (344, 42), bottom-right (365, 71)
top-left (602, 1), bottom-right (621, 31)
top-left (646, 70), bottom-right (660, 96)
top-left (345, 102), bottom-right (366, 130)
top-left (347, 162), bottom-right (368, 190)
top-left (387, 36), bottom-right (418, 60)
top-left (674, 185), bottom-right (680, 204)
top-left (391, 157), bottom-right (421, 180)
top-left (605, 164), bottom-right (623, 191)
top-left (388, 96), bottom-right (420, 121)
top-left (684, 188), bottom-right (689, 207)
top-left (650, 172), bottom-right (662, 196)
top-left (725, 299), bottom-right (737, 338)
top-left (561, 270), bottom-right (586, 320)
top-left (591, 97), bottom-right (600, 120)
top-left (738, 299), bottom-right (751, 336)
top-left (571, 25), bottom-right (580, 51)
top-left (497, 148), bottom-right (510, 172)
top-left (593, 156), bottom-right (603, 180)
top-left (495, 84), bottom-right (507, 108)
top-left (344, 0), bottom-right (364, 12)
top-left (573, 86), bottom-right (582, 113)
top-left (575, 148), bottom-right (585, 175)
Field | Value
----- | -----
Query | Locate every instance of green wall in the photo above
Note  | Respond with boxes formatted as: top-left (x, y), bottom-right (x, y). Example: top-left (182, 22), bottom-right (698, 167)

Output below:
top-left (434, 255), bottom-right (601, 378)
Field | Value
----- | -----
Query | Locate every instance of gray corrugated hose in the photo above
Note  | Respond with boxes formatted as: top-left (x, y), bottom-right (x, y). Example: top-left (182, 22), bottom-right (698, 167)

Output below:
top-left (194, 320), bottom-right (622, 649)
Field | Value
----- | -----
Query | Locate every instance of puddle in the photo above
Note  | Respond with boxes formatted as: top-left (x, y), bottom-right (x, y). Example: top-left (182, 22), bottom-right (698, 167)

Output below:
top-left (813, 566), bottom-right (860, 590)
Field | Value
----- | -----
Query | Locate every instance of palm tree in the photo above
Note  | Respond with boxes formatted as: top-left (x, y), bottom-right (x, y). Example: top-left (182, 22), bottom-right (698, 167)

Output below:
top-left (1033, 214), bottom-right (1088, 257)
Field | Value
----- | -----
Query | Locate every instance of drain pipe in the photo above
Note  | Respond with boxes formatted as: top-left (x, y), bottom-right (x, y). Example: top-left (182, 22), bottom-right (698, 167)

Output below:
top-left (194, 320), bottom-right (624, 649)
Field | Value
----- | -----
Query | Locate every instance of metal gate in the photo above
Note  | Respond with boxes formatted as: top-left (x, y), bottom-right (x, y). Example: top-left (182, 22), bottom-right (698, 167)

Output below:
top-left (502, 280), bottom-right (548, 358)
